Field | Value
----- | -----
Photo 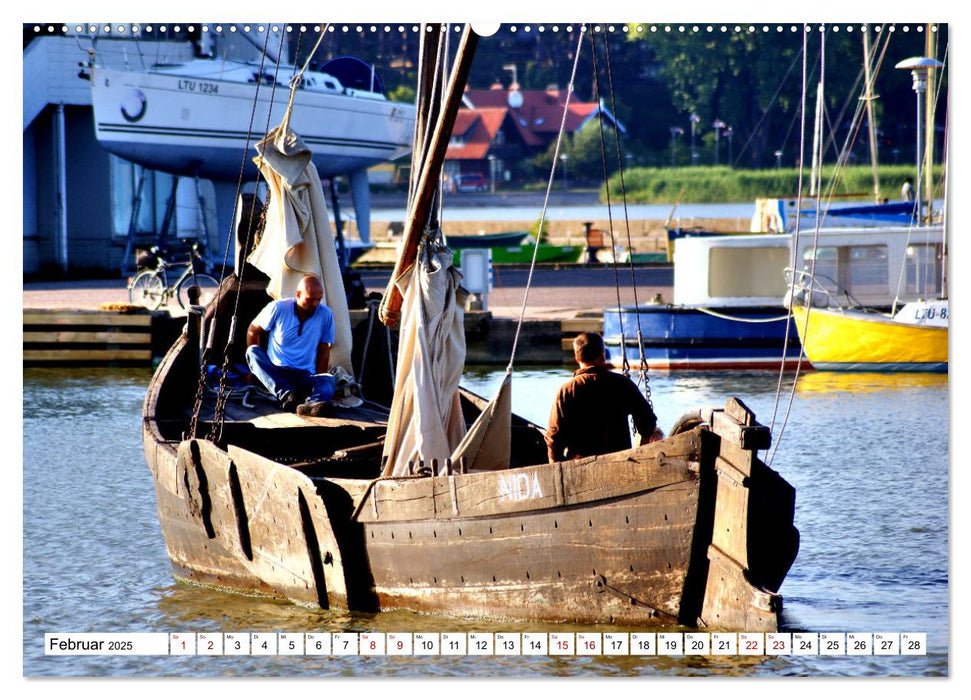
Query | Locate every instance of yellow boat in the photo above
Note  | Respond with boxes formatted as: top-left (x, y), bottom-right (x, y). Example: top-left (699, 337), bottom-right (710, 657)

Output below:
top-left (791, 301), bottom-right (948, 372)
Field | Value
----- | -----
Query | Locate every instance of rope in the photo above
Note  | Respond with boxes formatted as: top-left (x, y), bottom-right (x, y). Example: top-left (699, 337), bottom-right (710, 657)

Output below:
top-left (768, 24), bottom-right (824, 467)
top-left (589, 31), bottom-right (628, 378)
top-left (505, 27), bottom-right (586, 373)
top-left (206, 25), bottom-right (292, 443)
top-left (282, 25), bottom-right (328, 131)
top-left (188, 24), bottom-right (279, 439)
top-left (601, 30), bottom-right (652, 404)
top-left (694, 307), bottom-right (790, 323)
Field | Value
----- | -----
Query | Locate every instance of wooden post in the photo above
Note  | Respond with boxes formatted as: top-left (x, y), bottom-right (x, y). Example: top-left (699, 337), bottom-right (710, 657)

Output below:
top-left (379, 25), bottom-right (479, 327)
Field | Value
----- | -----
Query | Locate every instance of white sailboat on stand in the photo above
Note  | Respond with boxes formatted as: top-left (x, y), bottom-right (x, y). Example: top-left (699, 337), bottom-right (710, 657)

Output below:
top-left (86, 31), bottom-right (416, 269)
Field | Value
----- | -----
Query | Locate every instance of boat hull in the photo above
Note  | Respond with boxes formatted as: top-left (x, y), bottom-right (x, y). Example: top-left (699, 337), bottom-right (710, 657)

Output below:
top-left (603, 304), bottom-right (802, 371)
top-left (91, 67), bottom-right (415, 180)
top-left (791, 305), bottom-right (948, 372)
top-left (142, 298), bottom-right (798, 630)
top-left (452, 244), bottom-right (583, 266)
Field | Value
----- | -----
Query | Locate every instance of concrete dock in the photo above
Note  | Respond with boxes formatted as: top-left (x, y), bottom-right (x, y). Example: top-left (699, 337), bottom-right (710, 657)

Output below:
top-left (23, 265), bottom-right (674, 366)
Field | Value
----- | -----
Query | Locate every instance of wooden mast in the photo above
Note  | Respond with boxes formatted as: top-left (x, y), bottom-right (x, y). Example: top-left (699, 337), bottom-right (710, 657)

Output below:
top-left (379, 24), bottom-right (479, 327)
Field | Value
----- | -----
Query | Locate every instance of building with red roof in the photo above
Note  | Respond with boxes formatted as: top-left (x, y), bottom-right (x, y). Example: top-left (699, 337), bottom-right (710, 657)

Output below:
top-left (444, 83), bottom-right (624, 191)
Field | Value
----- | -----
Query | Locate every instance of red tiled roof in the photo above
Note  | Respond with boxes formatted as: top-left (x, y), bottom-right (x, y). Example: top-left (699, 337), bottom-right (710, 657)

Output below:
top-left (446, 88), bottom-right (606, 161)
top-left (446, 107), bottom-right (508, 160)
top-left (464, 88), bottom-right (599, 136)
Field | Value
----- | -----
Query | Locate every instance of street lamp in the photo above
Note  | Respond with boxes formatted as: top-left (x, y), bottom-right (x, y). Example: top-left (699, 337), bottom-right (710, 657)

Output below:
top-left (895, 56), bottom-right (943, 223)
top-left (669, 126), bottom-right (684, 167)
top-left (487, 154), bottom-right (496, 194)
top-left (712, 119), bottom-right (726, 165)
top-left (774, 150), bottom-right (783, 169)
top-left (689, 113), bottom-right (700, 165)
top-left (560, 153), bottom-right (569, 190)
top-left (725, 125), bottom-right (734, 166)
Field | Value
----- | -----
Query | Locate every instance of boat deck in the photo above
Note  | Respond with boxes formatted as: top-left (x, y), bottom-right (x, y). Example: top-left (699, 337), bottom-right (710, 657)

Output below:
top-left (196, 389), bottom-right (390, 431)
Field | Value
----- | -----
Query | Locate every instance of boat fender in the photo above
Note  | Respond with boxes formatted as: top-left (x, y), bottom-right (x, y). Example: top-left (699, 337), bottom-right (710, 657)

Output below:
top-left (669, 409), bottom-right (707, 436)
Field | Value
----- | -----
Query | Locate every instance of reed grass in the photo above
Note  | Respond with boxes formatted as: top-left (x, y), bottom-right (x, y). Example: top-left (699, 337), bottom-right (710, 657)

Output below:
top-left (607, 165), bottom-right (945, 204)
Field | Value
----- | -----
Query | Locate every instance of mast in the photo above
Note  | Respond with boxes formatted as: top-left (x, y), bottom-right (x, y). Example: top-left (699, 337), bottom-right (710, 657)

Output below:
top-left (378, 25), bottom-right (479, 327)
top-left (924, 23), bottom-right (938, 220)
top-left (862, 30), bottom-right (881, 203)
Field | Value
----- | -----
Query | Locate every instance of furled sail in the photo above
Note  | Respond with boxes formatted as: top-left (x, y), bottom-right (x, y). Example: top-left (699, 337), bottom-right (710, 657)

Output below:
top-left (247, 125), bottom-right (353, 371)
top-left (381, 247), bottom-right (467, 476)
top-left (450, 371), bottom-right (512, 472)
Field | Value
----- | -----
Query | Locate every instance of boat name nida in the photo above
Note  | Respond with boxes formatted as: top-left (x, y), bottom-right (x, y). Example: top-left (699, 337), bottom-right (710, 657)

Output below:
top-left (498, 472), bottom-right (544, 502)
top-left (177, 79), bottom-right (219, 95)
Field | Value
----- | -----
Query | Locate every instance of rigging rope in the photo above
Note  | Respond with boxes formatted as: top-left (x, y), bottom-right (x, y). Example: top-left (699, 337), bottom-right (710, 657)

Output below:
top-left (600, 30), bottom-right (652, 404)
top-left (188, 24), bottom-right (280, 439)
top-left (589, 31), bottom-right (628, 378)
top-left (768, 24), bottom-right (825, 467)
top-left (505, 27), bottom-right (586, 374)
top-left (205, 25), bottom-right (293, 443)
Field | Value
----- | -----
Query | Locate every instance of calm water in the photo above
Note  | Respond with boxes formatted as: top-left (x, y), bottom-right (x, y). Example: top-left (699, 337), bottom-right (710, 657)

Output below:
top-left (22, 366), bottom-right (949, 677)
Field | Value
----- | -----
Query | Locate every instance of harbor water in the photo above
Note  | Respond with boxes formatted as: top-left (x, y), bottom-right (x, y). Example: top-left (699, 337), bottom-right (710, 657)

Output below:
top-left (22, 365), bottom-right (948, 677)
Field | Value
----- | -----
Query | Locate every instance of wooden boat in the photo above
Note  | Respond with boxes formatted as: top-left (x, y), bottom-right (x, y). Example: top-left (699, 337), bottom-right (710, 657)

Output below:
top-left (145, 318), bottom-right (798, 628)
top-left (141, 24), bottom-right (799, 631)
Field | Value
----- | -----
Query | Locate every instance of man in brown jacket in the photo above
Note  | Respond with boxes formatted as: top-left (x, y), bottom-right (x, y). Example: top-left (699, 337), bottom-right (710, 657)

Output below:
top-left (545, 332), bottom-right (659, 463)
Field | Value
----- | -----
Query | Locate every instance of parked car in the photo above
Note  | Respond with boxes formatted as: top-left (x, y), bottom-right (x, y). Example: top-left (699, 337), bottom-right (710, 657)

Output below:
top-left (453, 173), bottom-right (487, 193)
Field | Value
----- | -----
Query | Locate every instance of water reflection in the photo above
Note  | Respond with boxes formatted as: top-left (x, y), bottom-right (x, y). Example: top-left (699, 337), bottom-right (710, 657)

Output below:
top-left (23, 367), bottom-right (948, 677)
top-left (795, 371), bottom-right (947, 395)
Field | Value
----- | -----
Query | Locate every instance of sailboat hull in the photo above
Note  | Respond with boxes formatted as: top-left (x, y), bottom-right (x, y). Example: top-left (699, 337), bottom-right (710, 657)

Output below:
top-left (791, 305), bottom-right (947, 372)
top-left (91, 66), bottom-right (415, 180)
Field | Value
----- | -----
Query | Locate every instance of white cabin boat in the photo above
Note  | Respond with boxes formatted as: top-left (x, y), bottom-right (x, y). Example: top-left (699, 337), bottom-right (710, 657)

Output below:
top-left (604, 225), bottom-right (945, 370)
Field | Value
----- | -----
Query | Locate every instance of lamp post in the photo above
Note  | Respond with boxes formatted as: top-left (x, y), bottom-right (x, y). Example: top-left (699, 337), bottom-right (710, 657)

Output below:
top-left (774, 150), bottom-right (783, 169)
top-left (689, 113), bottom-right (700, 165)
top-left (895, 56), bottom-right (943, 223)
top-left (712, 119), bottom-right (726, 165)
top-left (725, 125), bottom-right (734, 166)
top-left (669, 126), bottom-right (683, 167)
top-left (487, 154), bottom-right (496, 194)
top-left (560, 153), bottom-right (569, 190)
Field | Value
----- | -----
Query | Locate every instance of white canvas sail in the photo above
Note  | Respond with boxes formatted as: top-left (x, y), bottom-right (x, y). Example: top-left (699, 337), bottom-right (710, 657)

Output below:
top-left (381, 248), bottom-right (467, 476)
top-left (247, 125), bottom-right (353, 372)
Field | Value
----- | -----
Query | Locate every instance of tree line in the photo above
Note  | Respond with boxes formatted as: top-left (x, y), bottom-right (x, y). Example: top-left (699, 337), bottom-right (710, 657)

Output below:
top-left (307, 23), bottom-right (947, 175)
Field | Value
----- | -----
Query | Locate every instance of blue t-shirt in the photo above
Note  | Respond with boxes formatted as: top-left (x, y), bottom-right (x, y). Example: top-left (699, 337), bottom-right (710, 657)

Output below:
top-left (253, 299), bottom-right (335, 372)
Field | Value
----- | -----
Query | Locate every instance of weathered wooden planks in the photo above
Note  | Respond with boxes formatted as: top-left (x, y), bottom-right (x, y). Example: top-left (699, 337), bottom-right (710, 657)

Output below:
top-left (698, 399), bottom-right (793, 631)
top-left (560, 316), bottom-right (604, 352)
top-left (23, 308), bottom-right (153, 366)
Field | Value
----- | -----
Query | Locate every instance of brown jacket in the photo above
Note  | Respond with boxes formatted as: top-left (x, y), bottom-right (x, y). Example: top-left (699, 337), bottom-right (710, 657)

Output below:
top-left (545, 366), bottom-right (658, 462)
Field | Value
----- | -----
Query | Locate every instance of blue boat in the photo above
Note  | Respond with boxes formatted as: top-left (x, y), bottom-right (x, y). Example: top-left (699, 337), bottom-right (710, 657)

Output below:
top-left (604, 304), bottom-right (801, 370)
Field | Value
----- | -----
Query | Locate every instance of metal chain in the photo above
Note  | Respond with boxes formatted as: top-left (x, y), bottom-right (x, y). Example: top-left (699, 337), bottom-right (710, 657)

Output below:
top-left (188, 26), bottom-right (277, 439)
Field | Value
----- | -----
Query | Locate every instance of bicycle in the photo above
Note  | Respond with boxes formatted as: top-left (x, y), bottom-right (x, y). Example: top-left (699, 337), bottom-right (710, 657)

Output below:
top-left (128, 242), bottom-right (221, 310)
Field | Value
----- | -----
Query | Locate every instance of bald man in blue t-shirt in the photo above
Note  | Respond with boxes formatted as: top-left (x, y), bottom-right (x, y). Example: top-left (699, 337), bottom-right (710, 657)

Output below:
top-left (245, 274), bottom-right (337, 411)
